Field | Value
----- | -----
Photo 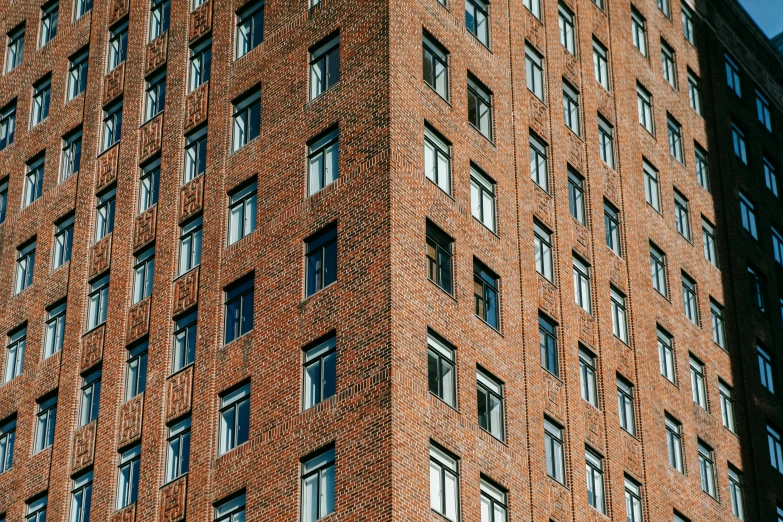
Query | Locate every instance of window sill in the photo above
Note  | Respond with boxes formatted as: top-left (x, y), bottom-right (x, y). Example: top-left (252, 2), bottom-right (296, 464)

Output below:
top-left (169, 362), bottom-right (194, 379)
top-left (477, 426), bottom-right (507, 447)
top-left (426, 278), bottom-right (457, 303)
top-left (468, 122), bottom-right (495, 147)
top-left (174, 265), bottom-right (200, 282)
top-left (424, 83), bottom-right (451, 107)
top-left (475, 315), bottom-right (502, 336)
top-left (303, 280), bottom-right (337, 304)
top-left (304, 82), bottom-right (341, 110)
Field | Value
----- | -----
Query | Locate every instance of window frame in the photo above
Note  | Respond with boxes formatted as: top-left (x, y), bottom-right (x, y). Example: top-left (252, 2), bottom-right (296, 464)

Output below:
top-left (227, 180), bottom-right (257, 245)
top-left (305, 224), bottom-right (338, 297)
top-left (231, 89), bottom-right (261, 152)
top-left (307, 127), bottom-right (339, 196)
top-left (428, 332), bottom-right (457, 408)
top-left (424, 124), bottom-right (452, 195)
top-left (467, 74), bottom-right (494, 140)
top-left (302, 334), bottom-right (336, 410)
top-left (224, 277), bottom-right (254, 345)
top-left (235, 0), bottom-right (264, 59)
top-left (689, 355), bottom-right (708, 409)
top-left (309, 34), bottom-right (340, 101)
top-left (218, 383), bottom-right (250, 455)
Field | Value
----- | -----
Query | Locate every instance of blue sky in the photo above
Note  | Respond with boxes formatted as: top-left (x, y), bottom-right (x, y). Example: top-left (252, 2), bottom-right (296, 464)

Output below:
top-left (737, 0), bottom-right (783, 37)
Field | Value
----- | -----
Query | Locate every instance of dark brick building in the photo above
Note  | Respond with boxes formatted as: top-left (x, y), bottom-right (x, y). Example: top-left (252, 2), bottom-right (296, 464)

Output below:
top-left (0, 0), bottom-right (781, 519)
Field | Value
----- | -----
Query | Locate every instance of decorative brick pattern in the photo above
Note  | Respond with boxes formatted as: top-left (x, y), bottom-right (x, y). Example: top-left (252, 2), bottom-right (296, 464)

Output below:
top-left (610, 256), bottom-right (626, 292)
top-left (563, 53), bottom-right (580, 88)
top-left (184, 82), bottom-right (209, 132)
top-left (133, 205), bottom-right (157, 252)
top-left (95, 144), bottom-right (120, 192)
top-left (549, 482), bottom-right (570, 522)
top-left (159, 476), bottom-right (187, 522)
top-left (118, 394), bottom-right (144, 447)
top-left (109, 0), bottom-right (129, 25)
top-left (567, 132), bottom-right (584, 172)
top-left (528, 96), bottom-right (549, 141)
top-left (139, 113), bottom-right (164, 163)
top-left (166, 366), bottom-right (193, 423)
top-left (189, 0), bottom-right (212, 42)
top-left (584, 407), bottom-right (602, 449)
top-left (173, 267), bottom-right (199, 316)
top-left (127, 297), bottom-right (151, 343)
top-left (104, 63), bottom-right (125, 105)
top-left (533, 185), bottom-right (553, 229)
top-left (571, 220), bottom-right (591, 261)
top-left (625, 436), bottom-right (643, 477)
top-left (111, 504), bottom-right (135, 522)
top-left (145, 33), bottom-right (168, 76)
top-left (80, 326), bottom-right (105, 373)
top-left (526, 15), bottom-right (543, 49)
top-left (578, 310), bottom-right (596, 348)
top-left (603, 164), bottom-right (620, 205)
top-left (544, 373), bottom-right (564, 421)
top-left (537, 278), bottom-right (558, 322)
top-left (89, 234), bottom-right (112, 279)
top-left (71, 421), bottom-right (97, 473)
top-left (179, 174), bottom-right (205, 222)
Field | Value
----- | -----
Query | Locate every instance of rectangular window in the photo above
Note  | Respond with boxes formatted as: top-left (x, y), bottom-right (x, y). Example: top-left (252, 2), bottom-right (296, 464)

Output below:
top-left (184, 126), bottom-right (207, 182)
top-left (773, 227), bottom-right (783, 267)
top-left (757, 90), bottom-right (772, 132)
top-left (650, 244), bottom-right (667, 296)
top-left (637, 84), bottom-right (653, 134)
top-left (144, 70), bottom-right (166, 122)
top-left (534, 222), bottom-right (553, 283)
top-left (38, 2), bottom-right (58, 48)
top-left (694, 143), bottom-right (708, 189)
top-left (52, 215), bottom-right (73, 268)
top-left (725, 54), bottom-right (741, 97)
top-left (15, 239), bottom-right (36, 294)
top-left (31, 76), bottom-right (52, 124)
top-left (617, 376), bottom-right (636, 435)
top-left (749, 266), bottom-right (765, 311)
top-left (673, 190), bottom-right (691, 240)
top-left (468, 75), bottom-right (493, 140)
top-left (764, 158), bottom-right (779, 197)
top-left (470, 166), bottom-right (496, 232)
top-left (172, 310), bottom-right (197, 373)
top-left (720, 381), bottom-right (735, 433)
top-left (87, 275), bottom-right (109, 331)
top-left (307, 127), bottom-right (338, 196)
top-left (611, 288), bottom-right (629, 343)
top-left (116, 445), bottom-right (140, 509)
top-left (593, 39), bottom-right (609, 90)
top-left (573, 256), bottom-right (591, 313)
top-left (178, 216), bottom-right (202, 275)
top-left (188, 39), bottom-right (212, 92)
top-left (665, 414), bottom-right (684, 472)
top-left (526, 44), bottom-right (544, 100)
top-left (35, 394), bottom-right (57, 453)
top-left (61, 128), bottom-right (82, 181)
top-left (301, 447), bottom-right (335, 522)
top-left (529, 133), bottom-right (549, 192)
top-left (631, 9), bottom-right (647, 57)
top-left (24, 155), bottom-right (45, 208)
top-left (625, 477), bottom-right (643, 522)
top-left (758, 345), bottom-right (775, 393)
top-left (592, 0), bottom-right (604, 10)
top-left (26, 496), bottom-right (47, 522)
top-left (165, 417), bottom-right (191, 483)
top-left (0, 101), bottom-right (16, 151)
top-left (67, 48), bottom-right (88, 101)
top-left (474, 260), bottom-right (500, 329)
top-left (703, 216), bottom-right (719, 266)
top-left (43, 301), bottom-right (66, 358)
top-left (698, 441), bottom-right (716, 497)
top-left (568, 169), bottom-right (585, 224)
top-left (132, 247), bottom-right (155, 304)
top-left (428, 332), bottom-right (456, 407)
top-left (728, 466), bottom-right (745, 520)
top-left (739, 192), bottom-right (757, 238)
top-left (732, 123), bottom-right (747, 164)
top-left (0, 417), bottom-right (15, 473)
top-left (306, 224), bottom-right (337, 297)
top-left (477, 369), bottom-right (504, 441)
top-left (227, 181), bottom-right (257, 245)
top-left (138, 161), bottom-right (160, 214)
top-left (586, 449), bottom-right (605, 514)
top-left (657, 0), bottom-right (670, 16)
top-left (769, 425), bottom-right (783, 473)
top-left (5, 25), bottom-right (24, 73)
top-left (75, 0), bottom-right (93, 18)
top-left (224, 277), bottom-right (254, 344)
top-left (78, 368), bottom-right (101, 427)
top-left (235, 1), bottom-right (263, 59)
top-left (661, 40), bottom-right (676, 87)
top-left (643, 160), bottom-right (661, 211)
top-left (125, 341), bottom-right (148, 401)
top-left (710, 299), bottom-right (726, 349)
top-left (562, 81), bottom-right (580, 135)
top-left (682, 273), bottom-right (699, 325)
top-left (215, 493), bottom-right (245, 522)
top-left (309, 34), bottom-right (339, 100)
top-left (480, 479), bottom-right (507, 522)
top-left (102, 101), bottom-right (123, 151)
top-left (430, 444), bottom-right (460, 521)
top-left (681, 2), bottom-right (694, 43)
top-left (539, 314), bottom-right (558, 377)
top-left (545, 418), bottom-right (565, 484)
top-left (579, 348), bottom-right (597, 407)
top-left (690, 355), bottom-right (707, 409)
top-left (424, 125), bottom-right (452, 194)
top-left (558, 4), bottom-right (576, 55)
top-left (423, 34), bottom-right (449, 100)
top-left (524, 0), bottom-right (541, 19)
top-left (658, 327), bottom-right (675, 383)
top-left (94, 187), bottom-right (116, 241)
top-left (667, 116), bottom-right (683, 164)
top-left (465, 0), bottom-right (489, 46)
top-left (218, 383), bottom-right (250, 454)
top-left (108, 22), bottom-right (128, 72)
top-left (149, 0), bottom-right (170, 40)
top-left (604, 202), bottom-right (621, 255)
top-left (427, 221), bottom-right (454, 294)
top-left (598, 116), bottom-right (615, 169)
top-left (303, 335), bottom-right (336, 410)
top-left (69, 471), bottom-right (92, 522)
top-left (687, 71), bottom-right (702, 115)
top-left (232, 89), bottom-right (261, 152)
top-left (4, 327), bottom-right (26, 383)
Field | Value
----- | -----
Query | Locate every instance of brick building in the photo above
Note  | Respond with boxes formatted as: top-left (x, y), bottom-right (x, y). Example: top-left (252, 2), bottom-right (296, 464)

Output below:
top-left (0, 0), bottom-right (781, 519)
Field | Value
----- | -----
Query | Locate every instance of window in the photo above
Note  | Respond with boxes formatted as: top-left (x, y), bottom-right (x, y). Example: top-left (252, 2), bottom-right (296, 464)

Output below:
top-left (534, 222), bottom-right (553, 283)
top-left (468, 75), bottom-right (493, 140)
top-left (5, 25), bottom-right (24, 73)
top-left (26, 496), bottom-right (47, 522)
top-left (585, 449), bottom-right (605, 514)
top-left (38, 2), bottom-right (58, 48)
top-left (477, 369), bottom-right (505, 440)
top-left (558, 4), bottom-right (575, 55)
top-left (758, 345), bottom-right (775, 393)
top-left (637, 85), bottom-right (653, 134)
top-left (24, 155), bottom-right (44, 208)
top-left (598, 117), bottom-right (615, 168)
top-left (538, 314), bottom-right (559, 375)
top-left (144, 70), bottom-right (166, 122)
top-left (579, 348), bottom-right (598, 407)
top-left (188, 39), bottom-right (212, 92)
top-left (102, 101), bottom-right (123, 151)
top-left (424, 125), bottom-right (452, 194)
top-left (470, 166), bottom-right (496, 231)
top-left (690, 355), bottom-right (707, 409)
top-left (657, 0), bottom-right (670, 16)
top-left (592, 0), bottom-right (604, 10)
top-left (224, 277), bottom-right (254, 344)
top-left (625, 477), bottom-right (643, 522)
top-left (428, 331), bottom-right (457, 406)
top-left (132, 247), bottom-right (155, 304)
top-left (568, 170), bottom-right (585, 224)
top-left (720, 381), bottom-right (735, 432)
top-left (611, 288), bottom-right (628, 343)
top-left (137, 164), bottom-right (160, 217)
top-left (193, 0), bottom-right (206, 8)
top-left (694, 143), bottom-right (708, 189)
top-left (427, 222), bottom-right (454, 294)
top-left (774, 227), bottom-right (783, 265)
top-left (757, 90), bottom-right (772, 131)
top-left (172, 310), bottom-right (197, 373)
top-left (125, 341), bottom-right (147, 401)
top-left (593, 39), bottom-right (609, 90)
top-left (235, 1), bottom-right (263, 58)
top-left (698, 441), bottom-right (716, 497)
top-left (667, 116), bottom-right (683, 164)
top-left (0, 102), bottom-right (15, 151)
top-left (526, 45), bottom-right (544, 100)
top-left (65, 49), bottom-right (89, 104)
top-left (480, 479), bottom-right (507, 522)
top-left (465, 0), bottom-right (489, 46)
top-left (725, 54), bottom-right (741, 97)
top-left (86, 275), bottom-right (109, 330)
top-left (604, 202), bottom-right (621, 255)
top-left (573, 256), bottom-right (591, 313)
top-left (643, 160), bottom-right (661, 211)
top-left (665, 415), bottom-right (684, 472)
top-left (673, 191), bottom-right (691, 239)
top-left (650, 244), bottom-right (667, 296)
top-left (738, 192), bottom-right (756, 239)
top-left (165, 417), bottom-right (191, 482)
top-left (15, 240), bottom-right (36, 294)
top-left (474, 260), bottom-right (499, 329)
top-left (78, 368), bottom-right (101, 427)
top-left (562, 81), bottom-right (580, 135)
top-left (307, 127), bottom-right (338, 196)
top-left (731, 123), bottom-right (748, 164)
top-left (108, 22), bottom-right (128, 72)
top-left (215, 494), bottom-right (245, 522)
top-left (631, 9), bottom-right (647, 57)
top-left (306, 224), bottom-right (337, 296)
top-left (529, 134), bottom-right (548, 191)
top-left (218, 383), bottom-right (249, 454)
top-left (116, 445), bottom-right (140, 509)
top-left (184, 126), bottom-right (207, 182)
top-left (31, 76), bottom-right (51, 127)
top-left (423, 34), bottom-right (449, 100)
top-left (660, 41), bottom-right (676, 88)
top-left (44, 301), bottom-right (66, 358)
top-left (4, 327), bottom-right (25, 383)
top-left (769, 425), bottom-right (783, 473)
top-left (303, 335), bottom-right (336, 410)
top-left (227, 181), bottom-right (257, 245)
top-left (710, 300), bottom-right (726, 349)
top-left (764, 158), bottom-right (779, 197)
top-left (524, 0), bottom-right (540, 19)
top-left (301, 447), bottom-right (335, 522)
top-left (728, 466), bottom-right (745, 520)
top-left (309, 34), bottom-right (339, 100)
top-left (61, 129), bottom-right (82, 181)
top-left (0, 417), bottom-right (14, 473)
top-left (681, 2), bottom-right (694, 43)
top-left (748, 266), bottom-right (765, 311)
top-left (178, 216), bottom-right (202, 275)
top-left (231, 89), bottom-right (260, 151)
top-left (686, 71), bottom-right (702, 116)
top-left (147, 0), bottom-right (170, 40)
top-left (69, 471), bottom-right (93, 522)
top-left (682, 273), bottom-right (698, 325)
top-left (35, 394), bottom-right (57, 453)
top-left (658, 327), bottom-right (675, 383)
top-left (430, 444), bottom-right (460, 521)
top-left (94, 188), bottom-right (116, 241)
top-left (545, 418), bottom-right (565, 484)
top-left (75, 0), bottom-right (92, 18)
top-left (778, 505), bottom-right (783, 522)
top-left (617, 376), bottom-right (636, 435)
